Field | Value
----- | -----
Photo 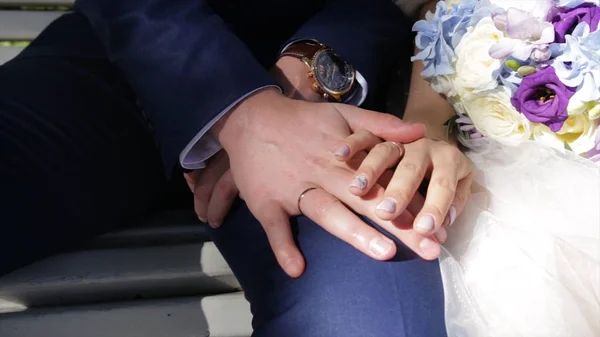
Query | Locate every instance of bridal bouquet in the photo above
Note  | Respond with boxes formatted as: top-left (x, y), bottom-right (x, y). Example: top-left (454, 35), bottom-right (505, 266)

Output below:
top-left (412, 0), bottom-right (600, 161)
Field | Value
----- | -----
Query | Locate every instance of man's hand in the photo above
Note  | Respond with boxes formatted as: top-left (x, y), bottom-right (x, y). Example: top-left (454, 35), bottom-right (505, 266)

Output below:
top-left (184, 150), bottom-right (238, 228)
top-left (210, 88), bottom-right (434, 278)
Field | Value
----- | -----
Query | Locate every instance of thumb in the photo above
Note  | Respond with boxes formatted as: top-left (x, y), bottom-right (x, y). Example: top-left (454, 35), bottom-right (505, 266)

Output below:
top-left (250, 200), bottom-right (306, 278)
top-left (336, 104), bottom-right (426, 143)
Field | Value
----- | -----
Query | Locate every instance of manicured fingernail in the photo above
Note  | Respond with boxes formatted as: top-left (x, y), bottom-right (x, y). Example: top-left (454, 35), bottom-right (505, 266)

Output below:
top-left (419, 237), bottom-right (441, 258)
top-left (334, 144), bottom-right (350, 157)
top-left (415, 214), bottom-right (435, 233)
top-left (350, 175), bottom-right (368, 189)
top-left (198, 216), bottom-right (207, 223)
top-left (369, 237), bottom-right (394, 257)
top-left (435, 227), bottom-right (448, 243)
top-left (448, 205), bottom-right (457, 226)
top-left (376, 198), bottom-right (397, 213)
top-left (208, 221), bottom-right (221, 228)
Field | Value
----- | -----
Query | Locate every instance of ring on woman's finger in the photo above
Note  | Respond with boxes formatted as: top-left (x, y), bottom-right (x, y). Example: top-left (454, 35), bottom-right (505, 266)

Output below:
top-left (386, 141), bottom-right (405, 156)
top-left (297, 187), bottom-right (319, 215)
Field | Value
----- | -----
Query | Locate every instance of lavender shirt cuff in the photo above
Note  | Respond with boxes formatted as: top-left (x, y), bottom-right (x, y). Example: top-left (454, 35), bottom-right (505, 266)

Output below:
top-left (179, 85), bottom-right (281, 170)
top-left (179, 68), bottom-right (368, 170)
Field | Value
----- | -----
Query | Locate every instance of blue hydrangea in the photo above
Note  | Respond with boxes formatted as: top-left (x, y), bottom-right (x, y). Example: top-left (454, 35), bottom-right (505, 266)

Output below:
top-left (552, 23), bottom-right (600, 102)
top-left (412, 0), bottom-right (498, 78)
top-left (497, 60), bottom-right (525, 93)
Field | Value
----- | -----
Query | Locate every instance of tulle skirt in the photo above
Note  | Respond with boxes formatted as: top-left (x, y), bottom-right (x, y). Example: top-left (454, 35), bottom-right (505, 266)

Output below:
top-left (441, 139), bottom-right (600, 337)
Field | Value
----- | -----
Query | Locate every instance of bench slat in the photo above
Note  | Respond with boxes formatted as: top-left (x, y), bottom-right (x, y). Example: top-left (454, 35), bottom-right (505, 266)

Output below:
top-left (86, 210), bottom-right (209, 249)
top-left (0, 0), bottom-right (72, 5)
top-left (0, 243), bottom-right (239, 312)
top-left (86, 225), bottom-right (210, 249)
top-left (0, 10), bottom-right (63, 40)
top-left (0, 293), bottom-right (252, 337)
top-left (0, 47), bottom-right (22, 64)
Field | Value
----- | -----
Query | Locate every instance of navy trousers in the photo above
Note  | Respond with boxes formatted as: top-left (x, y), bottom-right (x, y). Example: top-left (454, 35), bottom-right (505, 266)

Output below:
top-left (0, 13), bottom-right (446, 337)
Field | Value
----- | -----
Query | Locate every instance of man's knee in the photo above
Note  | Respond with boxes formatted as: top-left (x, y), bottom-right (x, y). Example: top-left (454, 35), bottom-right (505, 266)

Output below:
top-left (253, 267), bottom-right (445, 337)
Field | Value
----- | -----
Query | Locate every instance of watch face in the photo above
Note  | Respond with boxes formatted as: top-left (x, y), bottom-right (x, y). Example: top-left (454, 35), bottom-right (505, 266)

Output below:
top-left (313, 49), bottom-right (354, 94)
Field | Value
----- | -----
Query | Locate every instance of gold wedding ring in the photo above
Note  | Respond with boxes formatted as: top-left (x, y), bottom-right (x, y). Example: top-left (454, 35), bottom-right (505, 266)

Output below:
top-left (297, 187), bottom-right (318, 215)
top-left (387, 141), bottom-right (405, 155)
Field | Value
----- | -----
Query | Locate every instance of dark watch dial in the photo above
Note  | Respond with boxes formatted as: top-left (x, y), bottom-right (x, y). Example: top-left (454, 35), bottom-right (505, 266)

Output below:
top-left (313, 49), bottom-right (354, 94)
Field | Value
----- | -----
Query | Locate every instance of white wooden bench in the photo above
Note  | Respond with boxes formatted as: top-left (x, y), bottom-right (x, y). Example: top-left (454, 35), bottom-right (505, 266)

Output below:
top-left (0, 4), bottom-right (253, 336)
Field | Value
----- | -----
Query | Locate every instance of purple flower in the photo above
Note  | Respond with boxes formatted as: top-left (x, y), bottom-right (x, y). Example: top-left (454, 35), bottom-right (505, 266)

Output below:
top-left (552, 3), bottom-right (600, 43)
top-left (511, 66), bottom-right (576, 131)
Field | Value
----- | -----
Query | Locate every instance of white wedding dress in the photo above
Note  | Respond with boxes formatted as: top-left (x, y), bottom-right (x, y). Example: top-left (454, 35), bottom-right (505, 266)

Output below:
top-left (440, 139), bottom-right (600, 337)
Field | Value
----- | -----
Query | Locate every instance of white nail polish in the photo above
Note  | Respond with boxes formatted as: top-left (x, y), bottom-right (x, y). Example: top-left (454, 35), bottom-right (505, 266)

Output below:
top-left (369, 237), bottom-right (394, 257)
top-left (415, 214), bottom-right (435, 232)
top-left (448, 205), bottom-right (457, 226)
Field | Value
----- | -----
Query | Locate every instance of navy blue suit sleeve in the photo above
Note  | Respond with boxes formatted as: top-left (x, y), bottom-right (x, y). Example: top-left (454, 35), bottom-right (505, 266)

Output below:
top-left (74, 0), bottom-right (278, 170)
top-left (290, 0), bottom-right (412, 107)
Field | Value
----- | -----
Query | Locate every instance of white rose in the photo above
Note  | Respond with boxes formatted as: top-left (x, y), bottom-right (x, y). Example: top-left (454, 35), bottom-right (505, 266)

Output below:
top-left (567, 98), bottom-right (600, 120)
top-left (453, 17), bottom-right (505, 98)
top-left (531, 124), bottom-right (566, 150)
top-left (532, 114), bottom-right (598, 154)
top-left (430, 75), bottom-right (457, 97)
top-left (463, 86), bottom-right (532, 141)
top-left (557, 114), bottom-right (598, 154)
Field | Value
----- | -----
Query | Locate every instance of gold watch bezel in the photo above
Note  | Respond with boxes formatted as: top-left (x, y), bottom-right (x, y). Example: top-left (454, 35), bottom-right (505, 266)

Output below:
top-left (302, 48), bottom-right (356, 101)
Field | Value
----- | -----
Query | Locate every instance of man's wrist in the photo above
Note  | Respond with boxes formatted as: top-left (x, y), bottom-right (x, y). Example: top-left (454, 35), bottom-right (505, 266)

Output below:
top-left (272, 56), bottom-right (326, 102)
top-left (210, 87), bottom-right (285, 150)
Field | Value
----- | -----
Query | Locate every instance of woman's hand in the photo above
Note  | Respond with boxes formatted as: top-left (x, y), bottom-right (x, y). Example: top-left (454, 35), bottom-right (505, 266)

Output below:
top-left (183, 149), bottom-right (239, 228)
top-left (335, 131), bottom-right (473, 243)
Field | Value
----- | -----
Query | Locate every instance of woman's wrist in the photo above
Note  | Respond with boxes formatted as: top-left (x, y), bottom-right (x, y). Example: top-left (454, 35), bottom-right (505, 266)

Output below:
top-left (402, 108), bottom-right (458, 146)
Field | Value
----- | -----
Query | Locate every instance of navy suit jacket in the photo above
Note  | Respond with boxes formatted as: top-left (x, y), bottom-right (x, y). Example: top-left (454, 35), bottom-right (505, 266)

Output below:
top-left (73, 0), bottom-right (412, 171)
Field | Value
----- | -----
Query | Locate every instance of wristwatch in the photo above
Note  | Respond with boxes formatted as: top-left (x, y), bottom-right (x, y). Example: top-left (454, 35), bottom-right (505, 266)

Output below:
top-left (279, 40), bottom-right (357, 102)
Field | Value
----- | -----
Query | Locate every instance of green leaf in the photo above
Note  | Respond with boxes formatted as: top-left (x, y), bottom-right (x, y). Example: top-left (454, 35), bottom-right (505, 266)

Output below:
top-left (443, 115), bottom-right (459, 126)
top-left (444, 115), bottom-right (460, 141)
top-left (564, 142), bottom-right (573, 151)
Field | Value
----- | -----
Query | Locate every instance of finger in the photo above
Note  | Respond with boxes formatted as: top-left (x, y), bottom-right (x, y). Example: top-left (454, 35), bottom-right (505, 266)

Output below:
top-left (414, 146), bottom-right (469, 235)
top-left (406, 192), bottom-right (425, 217)
top-left (350, 142), bottom-right (405, 197)
top-left (319, 167), bottom-right (441, 260)
top-left (334, 104), bottom-right (426, 143)
top-left (333, 130), bottom-right (381, 160)
top-left (375, 147), bottom-right (430, 222)
top-left (376, 169), bottom-right (395, 188)
top-left (434, 227), bottom-right (448, 244)
top-left (184, 170), bottom-right (200, 193)
top-left (386, 193), bottom-right (424, 231)
top-left (252, 201), bottom-right (305, 278)
top-left (299, 188), bottom-right (397, 260)
top-left (193, 151), bottom-right (230, 223)
top-left (206, 170), bottom-right (239, 228)
top-left (448, 172), bottom-right (473, 227)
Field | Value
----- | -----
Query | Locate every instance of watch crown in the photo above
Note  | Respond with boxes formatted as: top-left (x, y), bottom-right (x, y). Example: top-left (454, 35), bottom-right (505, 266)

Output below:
top-left (322, 93), bottom-right (330, 99)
